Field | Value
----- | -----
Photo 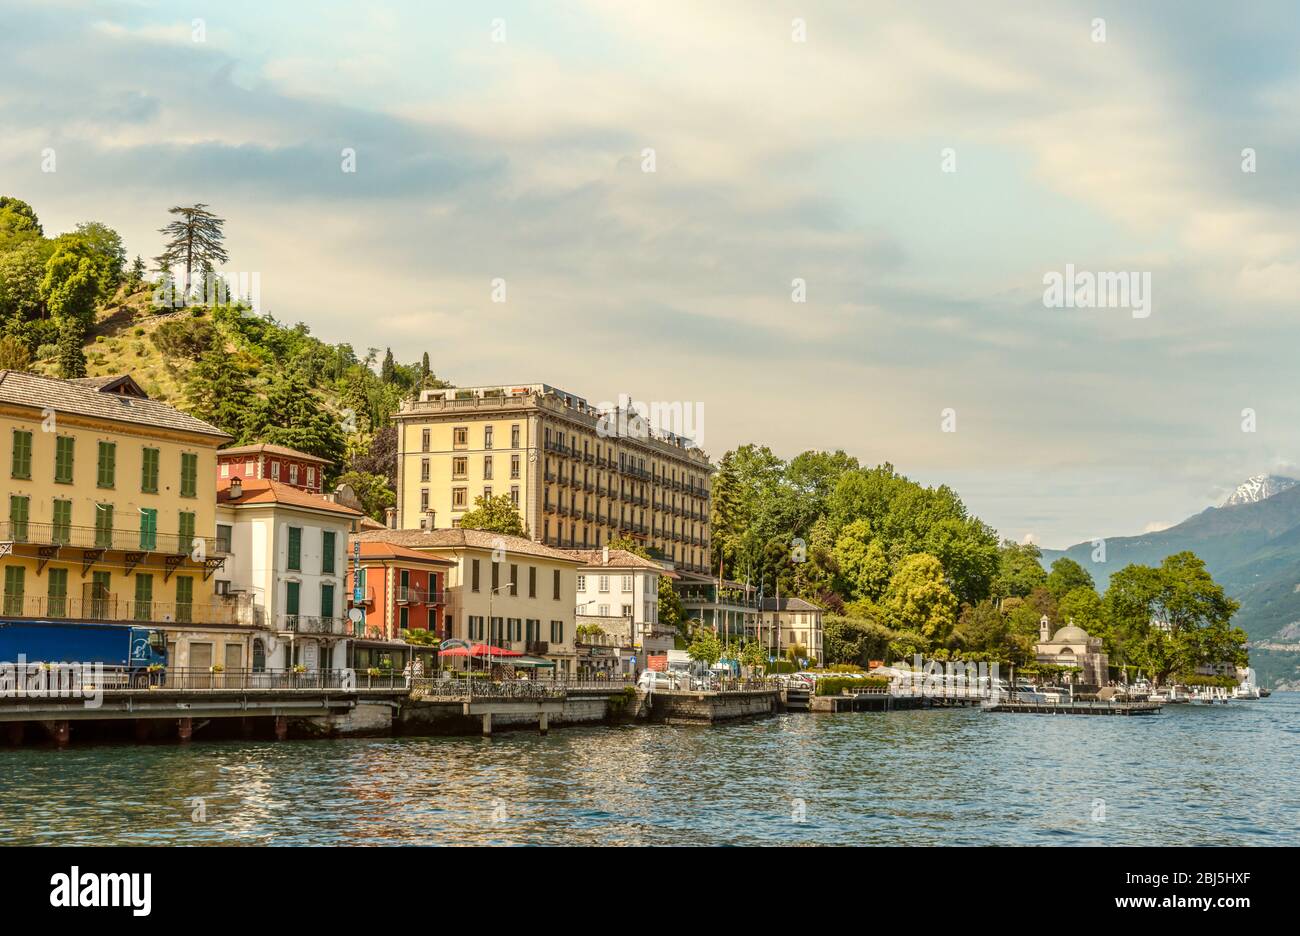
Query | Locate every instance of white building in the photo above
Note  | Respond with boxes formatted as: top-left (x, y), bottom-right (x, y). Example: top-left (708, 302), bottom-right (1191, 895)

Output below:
top-left (216, 476), bottom-right (363, 672)
top-left (569, 547), bottom-right (675, 672)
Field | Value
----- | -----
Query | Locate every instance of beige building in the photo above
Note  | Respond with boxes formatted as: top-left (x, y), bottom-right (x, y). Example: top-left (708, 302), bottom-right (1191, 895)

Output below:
top-left (570, 546), bottom-right (677, 671)
top-left (1036, 616), bottom-right (1109, 686)
top-left (353, 528), bottom-right (581, 674)
top-left (392, 384), bottom-right (712, 573)
top-left (756, 597), bottom-right (825, 667)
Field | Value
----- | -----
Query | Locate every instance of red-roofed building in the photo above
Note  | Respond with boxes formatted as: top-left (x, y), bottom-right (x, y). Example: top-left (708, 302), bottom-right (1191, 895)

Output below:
top-left (345, 540), bottom-right (454, 641)
top-left (215, 477), bottom-right (363, 673)
top-left (217, 443), bottom-right (331, 494)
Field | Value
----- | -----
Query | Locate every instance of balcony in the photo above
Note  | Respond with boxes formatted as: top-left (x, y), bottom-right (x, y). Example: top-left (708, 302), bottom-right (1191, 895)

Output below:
top-left (395, 587), bottom-right (446, 605)
top-left (0, 520), bottom-right (223, 557)
top-left (0, 594), bottom-right (241, 625)
top-left (277, 614), bottom-right (354, 636)
top-left (526, 640), bottom-right (549, 655)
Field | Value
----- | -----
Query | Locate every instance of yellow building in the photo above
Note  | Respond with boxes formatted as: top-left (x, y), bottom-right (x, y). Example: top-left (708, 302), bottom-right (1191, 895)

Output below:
top-left (756, 597), bottom-right (825, 667)
top-left (353, 527), bottom-right (581, 674)
top-left (1, 372), bottom-right (238, 666)
top-left (393, 384), bottom-right (713, 573)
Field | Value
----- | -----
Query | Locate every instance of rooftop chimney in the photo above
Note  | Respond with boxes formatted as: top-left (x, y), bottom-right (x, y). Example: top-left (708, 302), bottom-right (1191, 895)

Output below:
top-left (385, 507), bottom-right (397, 529)
top-left (602, 545), bottom-right (609, 565)
top-left (229, 477), bottom-right (242, 500)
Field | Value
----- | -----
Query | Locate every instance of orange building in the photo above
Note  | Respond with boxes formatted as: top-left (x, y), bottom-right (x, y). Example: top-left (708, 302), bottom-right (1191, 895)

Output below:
top-left (345, 540), bottom-right (453, 640)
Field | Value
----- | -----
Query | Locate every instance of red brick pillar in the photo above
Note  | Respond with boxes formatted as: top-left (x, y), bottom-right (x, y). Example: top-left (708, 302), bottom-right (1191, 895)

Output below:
top-left (177, 717), bottom-right (193, 743)
top-left (42, 720), bottom-right (70, 747)
top-left (274, 716), bottom-right (288, 741)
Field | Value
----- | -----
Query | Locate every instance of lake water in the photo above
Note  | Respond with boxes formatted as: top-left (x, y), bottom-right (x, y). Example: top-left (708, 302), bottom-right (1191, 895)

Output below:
top-left (3, 694), bottom-right (1297, 845)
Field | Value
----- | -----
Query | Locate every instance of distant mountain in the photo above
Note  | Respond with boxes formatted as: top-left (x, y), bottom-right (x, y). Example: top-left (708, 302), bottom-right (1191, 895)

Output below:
top-left (1221, 475), bottom-right (1297, 507)
top-left (1041, 479), bottom-right (1300, 688)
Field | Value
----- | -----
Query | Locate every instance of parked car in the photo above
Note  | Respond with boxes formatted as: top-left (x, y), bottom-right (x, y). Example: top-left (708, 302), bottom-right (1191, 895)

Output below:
top-left (637, 670), bottom-right (680, 691)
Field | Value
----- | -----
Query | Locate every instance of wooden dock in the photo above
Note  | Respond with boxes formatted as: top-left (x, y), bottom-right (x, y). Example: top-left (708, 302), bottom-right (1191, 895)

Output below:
top-left (983, 700), bottom-right (1163, 716)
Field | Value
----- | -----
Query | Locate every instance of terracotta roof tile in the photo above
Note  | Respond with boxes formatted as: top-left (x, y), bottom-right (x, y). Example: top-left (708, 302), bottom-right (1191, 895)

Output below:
top-left (217, 478), bottom-right (362, 517)
top-left (218, 442), bottom-right (331, 463)
top-left (354, 527), bottom-right (581, 563)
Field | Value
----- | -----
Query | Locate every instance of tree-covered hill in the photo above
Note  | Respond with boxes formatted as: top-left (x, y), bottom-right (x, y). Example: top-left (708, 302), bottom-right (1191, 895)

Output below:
top-left (0, 195), bottom-right (448, 520)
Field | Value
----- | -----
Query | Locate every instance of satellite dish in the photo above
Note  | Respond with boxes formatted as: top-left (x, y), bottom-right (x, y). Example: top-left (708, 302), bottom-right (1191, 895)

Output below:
top-left (347, 608), bottom-right (364, 624)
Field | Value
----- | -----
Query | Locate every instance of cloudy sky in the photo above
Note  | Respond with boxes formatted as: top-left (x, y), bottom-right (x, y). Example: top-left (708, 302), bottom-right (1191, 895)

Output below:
top-left (3, 0), bottom-right (1298, 548)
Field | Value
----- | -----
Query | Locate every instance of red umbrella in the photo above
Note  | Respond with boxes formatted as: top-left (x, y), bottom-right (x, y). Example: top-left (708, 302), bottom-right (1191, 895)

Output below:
top-left (436, 643), bottom-right (522, 658)
top-left (470, 643), bottom-right (522, 658)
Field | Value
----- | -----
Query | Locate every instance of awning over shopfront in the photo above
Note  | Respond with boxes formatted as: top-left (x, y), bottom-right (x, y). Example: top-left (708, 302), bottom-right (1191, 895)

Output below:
top-left (511, 655), bottom-right (556, 669)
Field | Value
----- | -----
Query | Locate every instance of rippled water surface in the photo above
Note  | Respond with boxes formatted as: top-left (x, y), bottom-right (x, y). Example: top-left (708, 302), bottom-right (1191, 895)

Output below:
top-left (3, 694), bottom-right (1298, 845)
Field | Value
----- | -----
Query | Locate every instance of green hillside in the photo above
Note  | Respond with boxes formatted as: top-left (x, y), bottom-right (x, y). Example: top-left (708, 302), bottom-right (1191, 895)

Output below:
top-left (1, 196), bottom-right (448, 521)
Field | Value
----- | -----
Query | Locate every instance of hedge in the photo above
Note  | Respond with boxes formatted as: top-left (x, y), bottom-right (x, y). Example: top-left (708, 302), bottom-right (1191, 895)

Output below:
top-left (815, 676), bottom-right (891, 696)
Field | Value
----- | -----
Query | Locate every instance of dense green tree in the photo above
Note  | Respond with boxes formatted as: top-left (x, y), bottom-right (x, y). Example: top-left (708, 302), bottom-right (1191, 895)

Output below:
top-left (246, 373), bottom-right (346, 469)
top-left (184, 348), bottom-right (256, 438)
top-left (831, 520), bottom-right (890, 601)
top-left (1103, 552), bottom-right (1245, 684)
top-left (878, 553), bottom-right (958, 643)
top-left (457, 494), bottom-right (526, 536)
top-left (56, 321), bottom-right (86, 378)
top-left (40, 250), bottom-right (99, 330)
top-left (658, 576), bottom-right (687, 638)
top-left (991, 540), bottom-right (1048, 600)
top-left (687, 624), bottom-right (723, 667)
top-left (1046, 556), bottom-right (1095, 601)
top-left (823, 614), bottom-right (893, 667)
top-left (1056, 586), bottom-right (1105, 636)
top-left (0, 196), bottom-right (42, 237)
top-left (0, 237), bottom-right (54, 324)
top-left (953, 599), bottom-right (1008, 656)
top-left (54, 222), bottom-right (125, 298)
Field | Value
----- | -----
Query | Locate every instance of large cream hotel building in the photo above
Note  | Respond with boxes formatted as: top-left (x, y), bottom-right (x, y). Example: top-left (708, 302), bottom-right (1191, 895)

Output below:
top-left (393, 384), bottom-right (713, 574)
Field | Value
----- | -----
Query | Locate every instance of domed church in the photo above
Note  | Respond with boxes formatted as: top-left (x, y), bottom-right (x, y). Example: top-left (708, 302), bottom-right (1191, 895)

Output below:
top-left (1035, 616), bottom-right (1109, 687)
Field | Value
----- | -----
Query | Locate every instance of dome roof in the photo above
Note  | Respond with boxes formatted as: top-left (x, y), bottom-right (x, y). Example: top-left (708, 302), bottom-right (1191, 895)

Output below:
top-left (1052, 625), bottom-right (1090, 642)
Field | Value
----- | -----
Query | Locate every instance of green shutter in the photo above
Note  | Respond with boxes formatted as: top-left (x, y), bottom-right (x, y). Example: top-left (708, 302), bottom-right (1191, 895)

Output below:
top-left (47, 568), bottom-right (68, 617)
top-left (175, 576), bottom-right (193, 623)
top-left (139, 508), bottom-right (157, 550)
top-left (11, 430), bottom-right (32, 480)
top-left (95, 504), bottom-right (114, 548)
top-left (141, 448), bottom-right (159, 493)
top-left (287, 527), bottom-right (302, 570)
top-left (52, 499), bottom-right (72, 544)
top-left (286, 581), bottom-right (300, 616)
top-left (178, 511), bottom-right (196, 550)
top-left (8, 495), bottom-right (29, 542)
top-left (3, 566), bottom-right (24, 615)
top-left (321, 583), bottom-right (335, 620)
top-left (54, 436), bottom-right (74, 483)
top-left (321, 531), bottom-right (335, 574)
top-left (97, 441), bottom-right (116, 488)
top-left (180, 452), bottom-right (198, 497)
top-left (134, 574), bottom-right (153, 621)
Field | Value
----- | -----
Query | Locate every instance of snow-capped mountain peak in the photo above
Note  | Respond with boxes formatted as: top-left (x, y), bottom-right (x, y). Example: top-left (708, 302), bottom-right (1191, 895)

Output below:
top-left (1222, 475), bottom-right (1298, 507)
